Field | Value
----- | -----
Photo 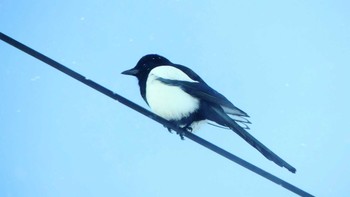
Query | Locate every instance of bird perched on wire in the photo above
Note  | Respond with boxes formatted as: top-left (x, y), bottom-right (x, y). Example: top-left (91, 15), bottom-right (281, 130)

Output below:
top-left (122, 54), bottom-right (296, 173)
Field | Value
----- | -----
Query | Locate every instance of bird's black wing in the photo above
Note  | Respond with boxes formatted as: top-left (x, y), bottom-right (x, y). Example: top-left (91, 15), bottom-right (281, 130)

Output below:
top-left (157, 77), bottom-right (249, 117)
top-left (157, 77), bottom-right (251, 127)
top-left (171, 64), bottom-right (250, 119)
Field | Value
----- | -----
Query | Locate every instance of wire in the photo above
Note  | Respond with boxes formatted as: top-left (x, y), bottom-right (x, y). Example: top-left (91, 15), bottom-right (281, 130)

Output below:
top-left (0, 32), bottom-right (314, 197)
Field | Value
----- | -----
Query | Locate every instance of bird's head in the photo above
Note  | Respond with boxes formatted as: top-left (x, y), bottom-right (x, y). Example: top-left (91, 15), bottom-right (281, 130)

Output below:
top-left (122, 54), bottom-right (171, 80)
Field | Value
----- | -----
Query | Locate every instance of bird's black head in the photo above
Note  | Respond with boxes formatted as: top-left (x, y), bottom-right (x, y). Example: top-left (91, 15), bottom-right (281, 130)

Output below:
top-left (121, 54), bottom-right (172, 80)
top-left (122, 54), bottom-right (172, 102)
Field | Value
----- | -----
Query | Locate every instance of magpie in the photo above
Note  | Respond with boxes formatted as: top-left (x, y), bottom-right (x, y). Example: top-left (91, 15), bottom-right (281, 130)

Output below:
top-left (122, 54), bottom-right (296, 173)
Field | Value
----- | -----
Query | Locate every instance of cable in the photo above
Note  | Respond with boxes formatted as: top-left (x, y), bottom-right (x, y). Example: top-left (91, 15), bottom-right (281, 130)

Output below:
top-left (0, 32), bottom-right (314, 197)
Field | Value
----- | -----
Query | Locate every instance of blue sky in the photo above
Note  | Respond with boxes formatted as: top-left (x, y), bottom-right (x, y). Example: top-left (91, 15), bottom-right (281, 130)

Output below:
top-left (1, 1), bottom-right (349, 196)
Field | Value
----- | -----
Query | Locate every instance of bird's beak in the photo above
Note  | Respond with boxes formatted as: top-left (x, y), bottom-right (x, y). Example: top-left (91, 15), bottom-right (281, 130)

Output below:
top-left (121, 68), bottom-right (139, 76)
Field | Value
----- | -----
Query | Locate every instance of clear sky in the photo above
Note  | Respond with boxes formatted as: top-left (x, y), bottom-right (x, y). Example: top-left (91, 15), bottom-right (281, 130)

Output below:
top-left (1, 1), bottom-right (349, 196)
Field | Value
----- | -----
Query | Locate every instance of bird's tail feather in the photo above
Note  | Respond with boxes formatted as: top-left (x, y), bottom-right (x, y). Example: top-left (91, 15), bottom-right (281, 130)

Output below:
top-left (208, 106), bottom-right (296, 173)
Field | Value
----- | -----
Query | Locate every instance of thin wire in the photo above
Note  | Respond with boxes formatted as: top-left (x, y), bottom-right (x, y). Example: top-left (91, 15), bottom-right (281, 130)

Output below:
top-left (0, 32), bottom-right (314, 197)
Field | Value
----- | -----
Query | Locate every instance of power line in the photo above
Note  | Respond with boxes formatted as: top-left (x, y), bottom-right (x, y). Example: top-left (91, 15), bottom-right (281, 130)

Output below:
top-left (0, 32), bottom-right (314, 197)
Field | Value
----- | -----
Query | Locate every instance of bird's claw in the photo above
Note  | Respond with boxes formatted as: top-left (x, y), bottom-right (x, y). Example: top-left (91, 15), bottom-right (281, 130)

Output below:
top-left (186, 126), bottom-right (193, 132)
top-left (165, 125), bottom-right (192, 140)
top-left (176, 130), bottom-right (185, 140)
top-left (176, 126), bottom-right (193, 140)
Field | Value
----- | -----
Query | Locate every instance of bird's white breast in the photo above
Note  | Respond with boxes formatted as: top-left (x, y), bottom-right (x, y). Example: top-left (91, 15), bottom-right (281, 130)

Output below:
top-left (146, 66), bottom-right (200, 121)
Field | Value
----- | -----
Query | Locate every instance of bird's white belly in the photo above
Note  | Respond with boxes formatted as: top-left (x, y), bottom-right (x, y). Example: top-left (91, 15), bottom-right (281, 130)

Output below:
top-left (146, 79), bottom-right (199, 121)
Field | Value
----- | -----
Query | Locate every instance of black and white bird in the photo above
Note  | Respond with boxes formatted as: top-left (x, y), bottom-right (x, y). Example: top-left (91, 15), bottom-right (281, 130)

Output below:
top-left (122, 54), bottom-right (296, 173)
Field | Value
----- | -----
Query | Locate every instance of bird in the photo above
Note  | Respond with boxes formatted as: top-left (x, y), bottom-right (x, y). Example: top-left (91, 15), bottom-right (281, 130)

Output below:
top-left (122, 54), bottom-right (296, 173)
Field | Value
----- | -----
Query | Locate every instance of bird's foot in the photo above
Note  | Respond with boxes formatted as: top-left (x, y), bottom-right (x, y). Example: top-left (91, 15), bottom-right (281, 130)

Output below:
top-left (165, 124), bottom-right (192, 140)
top-left (185, 126), bottom-right (193, 132)
top-left (176, 126), bottom-right (192, 140)
top-left (176, 130), bottom-right (185, 140)
top-left (165, 126), bottom-right (184, 139)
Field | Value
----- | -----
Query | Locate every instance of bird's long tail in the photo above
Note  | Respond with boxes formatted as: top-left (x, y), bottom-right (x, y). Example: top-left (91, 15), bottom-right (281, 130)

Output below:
top-left (208, 106), bottom-right (296, 173)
